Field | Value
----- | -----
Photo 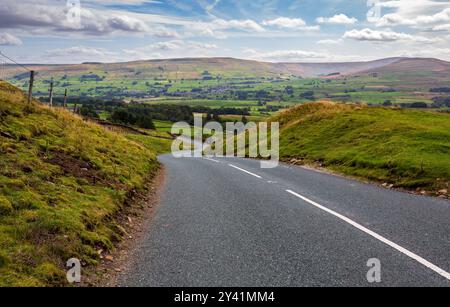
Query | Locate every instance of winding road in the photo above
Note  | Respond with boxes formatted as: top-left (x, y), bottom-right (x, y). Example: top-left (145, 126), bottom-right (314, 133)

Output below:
top-left (119, 154), bottom-right (450, 287)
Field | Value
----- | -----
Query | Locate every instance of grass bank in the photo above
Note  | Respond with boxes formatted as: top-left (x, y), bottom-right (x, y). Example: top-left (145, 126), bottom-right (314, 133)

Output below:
top-left (273, 102), bottom-right (450, 194)
top-left (0, 81), bottom-right (171, 286)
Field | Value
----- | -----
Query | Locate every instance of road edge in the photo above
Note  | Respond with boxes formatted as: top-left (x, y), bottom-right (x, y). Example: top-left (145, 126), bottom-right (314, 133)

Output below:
top-left (83, 165), bottom-right (167, 287)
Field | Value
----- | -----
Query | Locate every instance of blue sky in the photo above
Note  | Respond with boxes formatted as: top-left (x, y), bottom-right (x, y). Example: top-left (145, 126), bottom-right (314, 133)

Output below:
top-left (1, 0), bottom-right (450, 63)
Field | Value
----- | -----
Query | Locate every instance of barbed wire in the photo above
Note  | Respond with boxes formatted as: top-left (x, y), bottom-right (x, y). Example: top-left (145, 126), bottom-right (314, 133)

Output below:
top-left (0, 51), bottom-right (32, 73)
top-left (0, 50), bottom-right (71, 108)
top-left (0, 50), bottom-right (54, 82)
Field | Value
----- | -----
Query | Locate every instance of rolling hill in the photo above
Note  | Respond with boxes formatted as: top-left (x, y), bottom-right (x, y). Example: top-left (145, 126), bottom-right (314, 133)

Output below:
top-left (272, 102), bottom-right (450, 194)
top-left (278, 57), bottom-right (406, 77)
top-left (5, 57), bottom-right (450, 80)
top-left (358, 58), bottom-right (450, 75)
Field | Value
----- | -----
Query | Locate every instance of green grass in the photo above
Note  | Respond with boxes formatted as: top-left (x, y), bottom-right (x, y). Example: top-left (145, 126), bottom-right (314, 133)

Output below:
top-left (153, 120), bottom-right (174, 133)
top-left (0, 81), bottom-right (169, 286)
top-left (274, 102), bottom-right (450, 192)
top-left (127, 131), bottom-right (173, 154)
top-left (142, 98), bottom-right (259, 108)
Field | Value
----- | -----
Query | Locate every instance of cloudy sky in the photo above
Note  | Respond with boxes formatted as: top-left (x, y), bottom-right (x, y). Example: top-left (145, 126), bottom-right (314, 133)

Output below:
top-left (1, 0), bottom-right (450, 63)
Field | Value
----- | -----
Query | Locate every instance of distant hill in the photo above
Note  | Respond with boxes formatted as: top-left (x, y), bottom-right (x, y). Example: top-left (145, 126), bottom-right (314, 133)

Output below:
top-left (278, 57), bottom-right (406, 77)
top-left (357, 58), bottom-right (450, 75)
top-left (5, 57), bottom-right (450, 79)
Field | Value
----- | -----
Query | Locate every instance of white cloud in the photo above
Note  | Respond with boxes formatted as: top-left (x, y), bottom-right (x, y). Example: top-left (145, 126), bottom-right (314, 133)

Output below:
top-left (432, 23), bottom-right (450, 31)
top-left (373, 1), bottom-right (450, 28)
top-left (123, 40), bottom-right (218, 59)
top-left (211, 19), bottom-right (265, 32)
top-left (0, 33), bottom-right (22, 45)
top-left (0, 0), bottom-right (180, 38)
top-left (243, 48), bottom-right (372, 62)
top-left (316, 14), bottom-right (358, 25)
top-left (44, 46), bottom-right (119, 63)
top-left (317, 39), bottom-right (343, 45)
top-left (343, 28), bottom-right (441, 43)
top-left (184, 18), bottom-right (266, 39)
top-left (263, 17), bottom-right (306, 28)
top-left (244, 48), bottom-right (329, 61)
top-left (261, 17), bottom-right (320, 31)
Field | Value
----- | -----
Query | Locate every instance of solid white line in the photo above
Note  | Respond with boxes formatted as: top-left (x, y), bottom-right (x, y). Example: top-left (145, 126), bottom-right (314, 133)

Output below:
top-left (228, 164), bottom-right (262, 179)
top-left (286, 189), bottom-right (450, 281)
top-left (204, 157), bottom-right (221, 163)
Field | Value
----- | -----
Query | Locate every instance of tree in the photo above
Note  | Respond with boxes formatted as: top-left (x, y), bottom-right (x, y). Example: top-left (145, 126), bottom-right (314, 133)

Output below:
top-left (137, 116), bottom-right (155, 130)
top-left (285, 86), bottom-right (294, 95)
top-left (79, 104), bottom-right (99, 118)
top-left (409, 102), bottom-right (428, 109)
top-left (300, 91), bottom-right (315, 100)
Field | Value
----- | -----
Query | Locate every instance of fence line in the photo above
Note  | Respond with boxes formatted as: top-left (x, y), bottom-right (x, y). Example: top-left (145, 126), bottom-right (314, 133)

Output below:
top-left (0, 50), bottom-right (71, 109)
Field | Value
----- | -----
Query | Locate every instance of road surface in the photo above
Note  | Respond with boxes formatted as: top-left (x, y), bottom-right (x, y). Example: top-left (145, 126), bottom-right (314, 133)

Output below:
top-left (119, 154), bottom-right (450, 287)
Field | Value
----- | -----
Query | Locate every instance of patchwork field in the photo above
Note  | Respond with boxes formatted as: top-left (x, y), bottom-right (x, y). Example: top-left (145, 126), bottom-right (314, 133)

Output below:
top-left (5, 57), bottom-right (450, 117)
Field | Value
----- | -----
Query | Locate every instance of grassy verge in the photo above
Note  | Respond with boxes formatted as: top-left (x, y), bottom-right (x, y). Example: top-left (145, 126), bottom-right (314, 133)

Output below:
top-left (273, 102), bottom-right (450, 194)
top-left (0, 81), bottom-right (170, 286)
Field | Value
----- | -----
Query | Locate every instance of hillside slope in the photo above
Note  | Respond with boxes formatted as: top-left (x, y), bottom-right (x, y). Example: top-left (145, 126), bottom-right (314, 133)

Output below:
top-left (273, 102), bottom-right (450, 194)
top-left (6, 57), bottom-right (448, 79)
top-left (279, 57), bottom-right (405, 77)
top-left (358, 58), bottom-right (450, 75)
top-left (0, 82), bottom-right (167, 286)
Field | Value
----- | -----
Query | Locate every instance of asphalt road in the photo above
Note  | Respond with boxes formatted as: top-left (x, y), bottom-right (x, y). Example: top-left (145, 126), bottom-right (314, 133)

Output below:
top-left (120, 155), bottom-right (450, 287)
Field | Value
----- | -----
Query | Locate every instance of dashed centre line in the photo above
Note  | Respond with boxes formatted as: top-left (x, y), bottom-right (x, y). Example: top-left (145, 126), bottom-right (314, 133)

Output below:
top-left (202, 158), bottom-right (450, 281)
top-left (228, 164), bottom-right (263, 179)
top-left (204, 157), bottom-right (221, 163)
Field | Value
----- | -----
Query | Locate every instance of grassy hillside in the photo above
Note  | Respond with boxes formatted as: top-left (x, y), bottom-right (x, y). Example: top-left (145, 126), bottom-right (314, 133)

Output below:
top-left (0, 81), bottom-right (170, 286)
top-left (274, 102), bottom-right (450, 193)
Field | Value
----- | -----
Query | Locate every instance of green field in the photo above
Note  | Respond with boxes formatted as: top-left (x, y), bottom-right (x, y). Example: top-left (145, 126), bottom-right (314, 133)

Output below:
top-left (12, 73), bottom-right (441, 106)
top-left (153, 120), bottom-right (174, 133)
top-left (8, 59), bottom-right (450, 115)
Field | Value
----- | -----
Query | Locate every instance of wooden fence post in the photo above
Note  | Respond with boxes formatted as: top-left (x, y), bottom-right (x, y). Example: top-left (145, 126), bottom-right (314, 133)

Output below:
top-left (28, 71), bottom-right (34, 104)
top-left (49, 79), bottom-right (54, 108)
top-left (63, 89), bottom-right (68, 108)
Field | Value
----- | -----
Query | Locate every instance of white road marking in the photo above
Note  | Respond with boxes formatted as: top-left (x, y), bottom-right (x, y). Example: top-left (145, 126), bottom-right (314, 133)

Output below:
top-left (286, 189), bottom-right (450, 281)
top-left (228, 164), bottom-right (262, 179)
top-left (204, 157), bottom-right (221, 163)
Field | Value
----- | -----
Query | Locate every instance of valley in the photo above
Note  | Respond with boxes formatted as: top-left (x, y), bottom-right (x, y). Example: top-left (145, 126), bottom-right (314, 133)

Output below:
top-left (5, 58), bottom-right (450, 120)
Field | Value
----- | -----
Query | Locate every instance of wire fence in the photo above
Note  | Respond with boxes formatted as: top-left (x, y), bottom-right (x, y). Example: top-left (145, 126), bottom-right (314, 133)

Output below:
top-left (0, 50), bottom-right (70, 109)
top-left (0, 50), bottom-right (32, 73)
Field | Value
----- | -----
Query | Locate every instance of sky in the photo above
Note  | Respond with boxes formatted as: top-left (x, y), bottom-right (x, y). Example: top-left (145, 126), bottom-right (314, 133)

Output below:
top-left (1, 0), bottom-right (450, 64)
